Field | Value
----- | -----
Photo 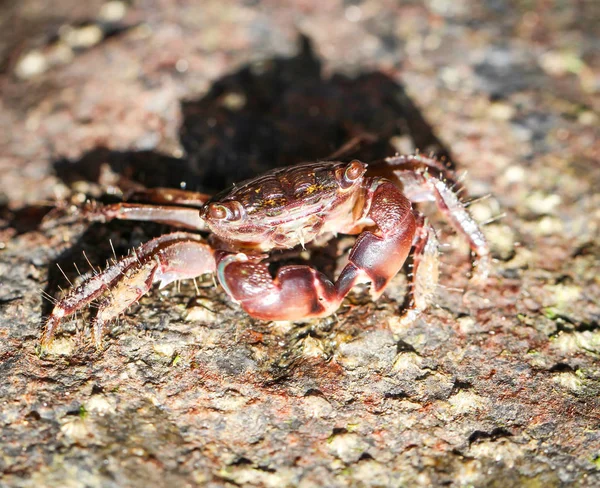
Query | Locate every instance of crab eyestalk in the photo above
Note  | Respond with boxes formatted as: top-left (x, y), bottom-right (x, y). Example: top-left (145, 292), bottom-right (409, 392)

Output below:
top-left (336, 160), bottom-right (368, 190)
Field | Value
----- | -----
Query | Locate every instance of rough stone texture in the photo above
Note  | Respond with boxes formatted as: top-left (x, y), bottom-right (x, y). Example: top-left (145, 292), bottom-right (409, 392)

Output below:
top-left (1, 1), bottom-right (599, 487)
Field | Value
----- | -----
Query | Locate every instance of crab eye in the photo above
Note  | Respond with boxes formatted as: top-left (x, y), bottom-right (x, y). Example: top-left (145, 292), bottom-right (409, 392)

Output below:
top-left (345, 160), bottom-right (364, 181)
top-left (207, 203), bottom-right (229, 220)
top-left (206, 201), bottom-right (246, 222)
top-left (338, 160), bottom-right (366, 189)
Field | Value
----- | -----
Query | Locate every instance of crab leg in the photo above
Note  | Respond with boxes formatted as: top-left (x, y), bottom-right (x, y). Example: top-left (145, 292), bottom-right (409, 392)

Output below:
top-left (325, 133), bottom-right (378, 160)
top-left (401, 214), bottom-right (439, 325)
top-left (378, 155), bottom-right (491, 281)
top-left (43, 187), bottom-right (210, 231)
top-left (125, 187), bottom-right (211, 208)
top-left (82, 202), bottom-right (207, 231)
top-left (216, 181), bottom-right (420, 321)
top-left (42, 232), bottom-right (215, 347)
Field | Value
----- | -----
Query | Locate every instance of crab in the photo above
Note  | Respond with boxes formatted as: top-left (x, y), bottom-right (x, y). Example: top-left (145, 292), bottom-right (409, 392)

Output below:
top-left (41, 154), bottom-right (491, 348)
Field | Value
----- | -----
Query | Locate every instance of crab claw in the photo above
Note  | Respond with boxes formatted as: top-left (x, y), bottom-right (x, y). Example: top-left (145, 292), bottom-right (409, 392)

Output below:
top-left (216, 253), bottom-right (341, 320)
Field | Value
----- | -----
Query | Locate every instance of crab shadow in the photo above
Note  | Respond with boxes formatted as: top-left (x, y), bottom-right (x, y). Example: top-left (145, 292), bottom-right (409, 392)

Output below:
top-left (43, 34), bottom-right (452, 340)
top-left (53, 35), bottom-right (451, 192)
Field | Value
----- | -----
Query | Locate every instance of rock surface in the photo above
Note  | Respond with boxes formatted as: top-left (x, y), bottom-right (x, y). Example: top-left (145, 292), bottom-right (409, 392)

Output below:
top-left (0, 1), bottom-right (599, 486)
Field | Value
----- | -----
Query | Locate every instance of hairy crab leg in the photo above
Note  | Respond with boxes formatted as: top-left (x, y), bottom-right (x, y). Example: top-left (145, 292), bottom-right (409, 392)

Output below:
top-left (42, 232), bottom-right (215, 348)
top-left (216, 181), bottom-right (420, 321)
top-left (376, 154), bottom-right (491, 281)
top-left (401, 214), bottom-right (440, 325)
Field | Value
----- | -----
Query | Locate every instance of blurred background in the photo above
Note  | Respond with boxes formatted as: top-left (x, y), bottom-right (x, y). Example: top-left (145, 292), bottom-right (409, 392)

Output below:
top-left (1, 0), bottom-right (598, 202)
top-left (0, 1), bottom-right (599, 487)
